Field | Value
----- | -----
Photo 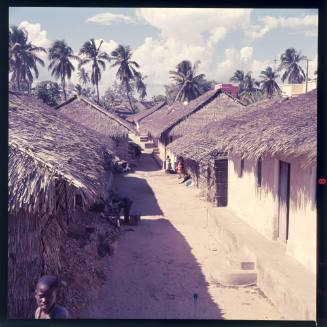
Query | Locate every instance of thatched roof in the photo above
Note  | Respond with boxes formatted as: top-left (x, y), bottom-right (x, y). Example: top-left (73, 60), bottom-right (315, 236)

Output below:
top-left (126, 101), bottom-right (166, 123)
top-left (56, 96), bottom-right (137, 138)
top-left (169, 90), bottom-right (316, 168)
top-left (9, 93), bottom-right (116, 215)
top-left (140, 89), bottom-right (235, 138)
top-left (169, 93), bottom-right (245, 138)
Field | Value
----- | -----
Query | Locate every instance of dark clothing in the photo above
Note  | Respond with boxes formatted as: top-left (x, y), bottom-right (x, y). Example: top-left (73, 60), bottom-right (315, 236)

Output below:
top-left (35, 304), bottom-right (69, 319)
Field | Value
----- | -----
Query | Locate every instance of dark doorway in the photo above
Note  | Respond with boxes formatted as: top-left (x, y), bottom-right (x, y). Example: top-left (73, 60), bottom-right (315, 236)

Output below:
top-left (278, 161), bottom-right (291, 243)
top-left (215, 158), bottom-right (228, 207)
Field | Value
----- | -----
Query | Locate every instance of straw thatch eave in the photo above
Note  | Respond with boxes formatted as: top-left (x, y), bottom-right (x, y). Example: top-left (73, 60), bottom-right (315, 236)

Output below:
top-left (168, 90), bottom-right (316, 169)
top-left (9, 93), bottom-right (116, 215)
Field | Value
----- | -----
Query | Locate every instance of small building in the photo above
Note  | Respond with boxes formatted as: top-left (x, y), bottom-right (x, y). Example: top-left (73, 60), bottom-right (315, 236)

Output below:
top-left (8, 92), bottom-right (116, 318)
top-left (140, 89), bottom-right (243, 167)
top-left (214, 83), bottom-right (238, 97)
top-left (126, 101), bottom-right (167, 131)
top-left (56, 96), bottom-right (138, 161)
top-left (279, 79), bottom-right (317, 97)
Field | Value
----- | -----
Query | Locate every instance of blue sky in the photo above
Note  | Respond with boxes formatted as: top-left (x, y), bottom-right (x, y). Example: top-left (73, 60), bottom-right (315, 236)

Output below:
top-left (9, 8), bottom-right (318, 97)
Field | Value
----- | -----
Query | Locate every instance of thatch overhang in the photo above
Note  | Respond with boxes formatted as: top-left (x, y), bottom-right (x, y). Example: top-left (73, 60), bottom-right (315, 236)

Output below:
top-left (56, 96), bottom-right (138, 139)
top-left (140, 89), bottom-right (230, 139)
top-left (169, 90), bottom-right (316, 169)
top-left (126, 101), bottom-right (166, 123)
top-left (9, 93), bottom-right (115, 215)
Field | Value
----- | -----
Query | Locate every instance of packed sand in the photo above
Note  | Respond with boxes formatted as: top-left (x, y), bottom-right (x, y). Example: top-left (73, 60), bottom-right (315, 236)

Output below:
top-left (79, 151), bottom-right (283, 320)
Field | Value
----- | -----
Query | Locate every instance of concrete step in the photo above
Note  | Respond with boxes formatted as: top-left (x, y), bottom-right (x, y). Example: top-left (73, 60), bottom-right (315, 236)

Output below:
top-left (211, 268), bottom-right (257, 287)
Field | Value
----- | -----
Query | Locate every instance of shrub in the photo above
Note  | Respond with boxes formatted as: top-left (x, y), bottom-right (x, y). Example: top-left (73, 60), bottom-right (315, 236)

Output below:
top-left (35, 81), bottom-right (61, 106)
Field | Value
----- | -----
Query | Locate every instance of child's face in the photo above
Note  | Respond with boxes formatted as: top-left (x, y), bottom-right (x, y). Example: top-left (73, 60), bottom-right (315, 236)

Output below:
top-left (35, 283), bottom-right (57, 313)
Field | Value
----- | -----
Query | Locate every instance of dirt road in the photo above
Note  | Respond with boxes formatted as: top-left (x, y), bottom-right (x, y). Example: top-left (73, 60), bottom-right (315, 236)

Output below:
top-left (80, 152), bottom-right (283, 319)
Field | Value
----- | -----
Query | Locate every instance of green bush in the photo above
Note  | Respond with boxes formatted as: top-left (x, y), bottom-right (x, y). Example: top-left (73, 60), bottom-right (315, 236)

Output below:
top-left (35, 81), bottom-right (61, 106)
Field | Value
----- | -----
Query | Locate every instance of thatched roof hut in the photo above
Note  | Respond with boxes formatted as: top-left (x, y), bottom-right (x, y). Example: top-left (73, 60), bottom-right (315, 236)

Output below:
top-left (140, 89), bottom-right (236, 138)
top-left (169, 90), bottom-right (316, 168)
top-left (56, 96), bottom-right (137, 140)
top-left (8, 92), bottom-right (116, 318)
top-left (126, 101), bottom-right (166, 124)
top-left (169, 92), bottom-right (245, 139)
top-left (9, 93), bottom-right (116, 213)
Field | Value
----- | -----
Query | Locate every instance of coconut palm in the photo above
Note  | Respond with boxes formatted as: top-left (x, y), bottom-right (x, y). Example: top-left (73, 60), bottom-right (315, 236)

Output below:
top-left (48, 40), bottom-right (80, 101)
top-left (77, 67), bottom-right (90, 86)
top-left (278, 48), bottom-right (306, 84)
top-left (169, 60), bottom-right (209, 103)
top-left (134, 72), bottom-right (147, 100)
top-left (79, 39), bottom-right (110, 103)
top-left (9, 25), bottom-right (46, 94)
top-left (259, 66), bottom-right (281, 98)
top-left (110, 45), bottom-right (146, 112)
top-left (230, 70), bottom-right (245, 97)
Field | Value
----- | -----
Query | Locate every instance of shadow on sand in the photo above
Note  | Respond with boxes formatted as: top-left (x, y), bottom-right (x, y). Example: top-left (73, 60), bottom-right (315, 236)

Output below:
top-left (81, 217), bottom-right (224, 319)
top-left (134, 153), bottom-right (161, 173)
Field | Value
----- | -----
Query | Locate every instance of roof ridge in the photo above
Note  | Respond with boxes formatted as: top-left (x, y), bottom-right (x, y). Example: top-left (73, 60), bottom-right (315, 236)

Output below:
top-left (137, 101), bottom-right (167, 123)
top-left (54, 95), bottom-right (78, 110)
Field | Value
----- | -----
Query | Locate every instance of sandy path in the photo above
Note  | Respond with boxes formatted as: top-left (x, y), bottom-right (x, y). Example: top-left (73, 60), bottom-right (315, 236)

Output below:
top-left (80, 152), bottom-right (283, 319)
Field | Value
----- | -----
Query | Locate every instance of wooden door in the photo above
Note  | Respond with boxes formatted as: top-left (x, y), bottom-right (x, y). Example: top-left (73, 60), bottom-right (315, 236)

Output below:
top-left (278, 161), bottom-right (290, 242)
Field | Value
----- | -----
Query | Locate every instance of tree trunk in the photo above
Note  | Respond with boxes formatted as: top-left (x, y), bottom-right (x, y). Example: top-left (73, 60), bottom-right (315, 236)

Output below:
top-left (17, 71), bottom-right (21, 91)
top-left (96, 82), bottom-right (100, 104)
top-left (62, 78), bottom-right (67, 101)
top-left (126, 80), bottom-right (134, 113)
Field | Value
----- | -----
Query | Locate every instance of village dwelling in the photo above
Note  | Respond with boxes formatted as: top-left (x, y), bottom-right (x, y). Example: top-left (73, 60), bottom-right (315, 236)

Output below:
top-left (8, 92), bottom-right (118, 318)
top-left (140, 89), bottom-right (244, 168)
top-left (169, 90), bottom-right (317, 319)
top-left (55, 96), bottom-right (138, 161)
top-left (126, 101), bottom-right (166, 132)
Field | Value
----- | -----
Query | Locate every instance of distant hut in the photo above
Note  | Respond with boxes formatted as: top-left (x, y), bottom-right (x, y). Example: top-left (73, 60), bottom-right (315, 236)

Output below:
top-left (8, 92), bottom-right (116, 318)
top-left (139, 89), bottom-right (244, 168)
top-left (126, 101), bottom-right (166, 132)
top-left (56, 96), bottom-right (137, 160)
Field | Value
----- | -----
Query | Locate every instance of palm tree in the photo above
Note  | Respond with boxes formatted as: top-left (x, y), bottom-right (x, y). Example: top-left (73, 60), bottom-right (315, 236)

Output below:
top-left (110, 44), bottom-right (146, 112)
top-left (259, 67), bottom-right (281, 98)
top-left (278, 48), bottom-right (306, 84)
top-left (169, 60), bottom-right (208, 103)
top-left (9, 25), bottom-right (46, 94)
top-left (230, 70), bottom-right (245, 97)
top-left (79, 39), bottom-right (110, 103)
top-left (77, 67), bottom-right (90, 86)
top-left (48, 40), bottom-right (80, 101)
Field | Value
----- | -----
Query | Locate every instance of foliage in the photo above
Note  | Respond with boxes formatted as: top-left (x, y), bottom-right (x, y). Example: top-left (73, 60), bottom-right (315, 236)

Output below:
top-left (48, 40), bottom-right (80, 101)
top-left (278, 48), bottom-right (306, 84)
top-left (9, 25), bottom-right (46, 94)
top-left (79, 39), bottom-right (110, 103)
top-left (35, 80), bottom-right (61, 106)
top-left (152, 94), bottom-right (167, 102)
top-left (259, 67), bottom-right (281, 98)
top-left (169, 60), bottom-right (210, 103)
top-left (110, 45), bottom-right (147, 112)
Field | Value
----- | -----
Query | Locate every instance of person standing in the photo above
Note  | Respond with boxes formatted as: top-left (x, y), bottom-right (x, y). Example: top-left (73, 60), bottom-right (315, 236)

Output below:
top-left (176, 157), bottom-right (185, 179)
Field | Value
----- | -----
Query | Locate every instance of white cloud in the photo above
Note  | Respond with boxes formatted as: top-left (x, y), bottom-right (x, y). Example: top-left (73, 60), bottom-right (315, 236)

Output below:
top-left (132, 8), bottom-right (253, 96)
top-left (246, 14), bottom-right (318, 41)
top-left (86, 12), bottom-right (136, 25)
top-left (18, 21), bottom-right (50, 48)
top-left (304, 29), bottom-right (318, 37)
top-left (240, 47), bottom-right (253, 62)
top-left (216, 47), bottom-right (270, 82)
top-left (136, 8), bottom-right (252, 45)
top-left (133, 36), bottom-right (212, 96)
